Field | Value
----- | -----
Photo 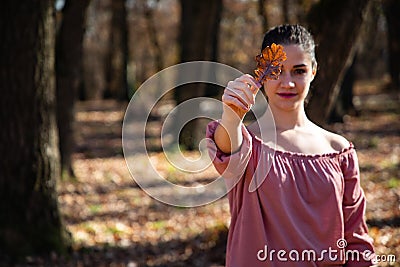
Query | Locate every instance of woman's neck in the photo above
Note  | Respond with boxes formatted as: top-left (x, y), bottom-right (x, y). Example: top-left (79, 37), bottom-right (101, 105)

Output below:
top-left (266, 106), bottom-right (310, 132)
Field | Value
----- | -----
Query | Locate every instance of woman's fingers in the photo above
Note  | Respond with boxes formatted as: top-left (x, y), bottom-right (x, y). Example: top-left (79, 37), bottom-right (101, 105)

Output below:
top-left (226, 81), bottom-right (253, 103)
top-left (221, 74), bottom-right (261, 119)
top-left (224, 77), bottom-right (258, 107)
top-left (237, 74), bottom-right (260, 93)
top-left (224, 86), bottom-right (252, 108)
top-left (222, 94), bottom-right (249, 111)
top-left (232, 74), bottom-right (260, 98)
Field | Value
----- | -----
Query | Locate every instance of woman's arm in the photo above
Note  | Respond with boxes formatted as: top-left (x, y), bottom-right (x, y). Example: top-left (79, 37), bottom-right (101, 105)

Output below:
top-left (341, 150), bottom-right (376, 266)
top-left (214, 74), bottom-right (259, 154)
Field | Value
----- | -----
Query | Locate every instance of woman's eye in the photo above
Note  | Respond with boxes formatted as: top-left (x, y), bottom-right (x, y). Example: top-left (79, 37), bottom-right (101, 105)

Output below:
top-left (294, 69), bottom-right (306, 75)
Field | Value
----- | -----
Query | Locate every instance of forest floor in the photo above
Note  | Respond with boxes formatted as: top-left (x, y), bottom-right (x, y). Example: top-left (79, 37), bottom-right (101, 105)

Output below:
top-left (11, 80), bottom-right (400, 267)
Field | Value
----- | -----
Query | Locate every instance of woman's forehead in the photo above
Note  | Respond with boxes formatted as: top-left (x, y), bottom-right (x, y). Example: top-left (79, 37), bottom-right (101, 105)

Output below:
top-left (282, 44), bottom-right (312, 67)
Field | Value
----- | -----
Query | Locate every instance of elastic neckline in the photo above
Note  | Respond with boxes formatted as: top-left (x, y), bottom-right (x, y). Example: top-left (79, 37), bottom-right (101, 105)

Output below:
top-left (248, 130), bottom-right (355, 160)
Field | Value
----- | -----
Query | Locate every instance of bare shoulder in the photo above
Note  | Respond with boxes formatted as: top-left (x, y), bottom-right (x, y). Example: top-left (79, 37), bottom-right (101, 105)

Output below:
top-left (317, 126), bottom-right (351, 151)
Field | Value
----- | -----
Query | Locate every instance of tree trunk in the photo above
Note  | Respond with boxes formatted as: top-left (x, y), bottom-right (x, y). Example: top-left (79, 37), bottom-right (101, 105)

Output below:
top-left (104, 0), bottom-right (129, 100)
top-left (143, 0), bottom-right (164, 72)
top-left (178, 0), bottom-right (223, 99)
top-left (382, 0), bottom-right (400, 91)
top-left (176, 0), bottom-right (223, 150)
top-left (306, 0), bottom-right (372, 125)
top-left (258, 0), bottom-right (269, 33)
top-left (328, 54), bottom-right (358, 123)
top-left (56, 0), bottom-right (91, 180)
top-left (282, 0), bottom-right (290, 24)
top-left (0, 0), bottom-right (70, 258)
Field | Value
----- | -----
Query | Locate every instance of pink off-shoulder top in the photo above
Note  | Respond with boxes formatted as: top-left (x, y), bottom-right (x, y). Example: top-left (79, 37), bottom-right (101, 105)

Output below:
top-left (206, 120), bottom-right (375, 267)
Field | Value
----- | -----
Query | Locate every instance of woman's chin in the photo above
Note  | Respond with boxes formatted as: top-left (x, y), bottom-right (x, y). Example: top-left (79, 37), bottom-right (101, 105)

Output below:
top-left (270, 101), bottom-right (302, 113)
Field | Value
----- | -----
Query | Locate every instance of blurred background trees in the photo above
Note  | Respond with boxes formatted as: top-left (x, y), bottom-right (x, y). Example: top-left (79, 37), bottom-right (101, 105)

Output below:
top-left (382, 0), bottom-right (400, 92)
top-left (175, 0), bottom-right (223, 149)
top-left (78, 0), bottom-right (397, 107)
top-left (0, 0), bottom-right (399, 261)
top-left (305, 0), bottom-right (373, 124)
top-left (103, 0), bottom-right (129, 100)
top-left (79, 0), bottom-right (397, 111)
top-left (56, 0), bottom-right (91, 179)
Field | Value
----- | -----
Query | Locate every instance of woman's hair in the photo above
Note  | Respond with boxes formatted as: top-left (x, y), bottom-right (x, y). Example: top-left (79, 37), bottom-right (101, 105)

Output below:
top-left (261, 24), bottom-right (317, 69)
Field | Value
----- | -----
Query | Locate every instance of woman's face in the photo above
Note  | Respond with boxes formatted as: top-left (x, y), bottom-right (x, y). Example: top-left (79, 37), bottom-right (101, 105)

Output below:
top-left (263, 44), bottom-right (316, 112)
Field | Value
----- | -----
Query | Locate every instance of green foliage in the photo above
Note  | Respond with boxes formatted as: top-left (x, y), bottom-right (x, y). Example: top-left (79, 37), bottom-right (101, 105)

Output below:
top-left (89, 204), bottom-right (102, 215)
top-left (387, 177), bottom-right (400, 188)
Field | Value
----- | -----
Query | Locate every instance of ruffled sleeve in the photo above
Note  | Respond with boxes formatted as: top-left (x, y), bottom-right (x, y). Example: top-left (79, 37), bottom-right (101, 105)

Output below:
top-left (340, 148), bottom-right (376, 266)
top-left (206, 120), bottom-right (252, 181)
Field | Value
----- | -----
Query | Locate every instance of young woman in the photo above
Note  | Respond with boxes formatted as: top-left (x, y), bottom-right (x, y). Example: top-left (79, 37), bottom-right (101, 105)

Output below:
top-left (206, 24), bottom-right (375, 266)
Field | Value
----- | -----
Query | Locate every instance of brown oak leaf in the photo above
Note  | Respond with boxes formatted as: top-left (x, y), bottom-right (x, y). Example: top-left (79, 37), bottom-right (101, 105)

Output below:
top-left (254, 43), bottom-right (287, 86)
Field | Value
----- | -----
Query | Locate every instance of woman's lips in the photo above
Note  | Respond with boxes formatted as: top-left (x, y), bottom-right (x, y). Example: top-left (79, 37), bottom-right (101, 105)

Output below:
top-left (277, 92), bottom-right (297, 98)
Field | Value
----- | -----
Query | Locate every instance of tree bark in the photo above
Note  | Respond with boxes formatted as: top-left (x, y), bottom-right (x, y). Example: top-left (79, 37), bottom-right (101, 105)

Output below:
top-left (178, 0), bottom-right (223, 101)
top-left (306, 0), bottom-right (372, 125)
top-left (382, 0), bottom-right (400, 91)
top-left (258, 0), bottom-right (269, 33)
top-left (56, 0), bottom-right (91, 180)
top-left (104, 0), bottom-right (129, 100)
top-left (328, 55), bottom-right (358, 123)
top-left (0, 0), bottom-right (70, 258)
top-left (176, 0), bottom-right (223, 150)
top-left (282, 0), bottom-right (290, 24)
top-left (143, 0), bottom-right (164, 72)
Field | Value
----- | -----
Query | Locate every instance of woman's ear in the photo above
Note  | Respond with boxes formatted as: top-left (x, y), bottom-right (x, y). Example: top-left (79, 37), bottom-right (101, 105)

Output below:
top-left (311, 64), bottom-right (317, 81)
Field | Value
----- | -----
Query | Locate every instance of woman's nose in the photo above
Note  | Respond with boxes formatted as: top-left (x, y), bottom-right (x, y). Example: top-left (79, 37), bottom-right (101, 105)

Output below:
top-left (279, 72), bottom-right (295, 88)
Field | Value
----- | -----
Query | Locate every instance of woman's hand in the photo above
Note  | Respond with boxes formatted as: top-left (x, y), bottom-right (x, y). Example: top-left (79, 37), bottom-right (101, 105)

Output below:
top-left (213, 74), bottom-right (260, 154)
top-left (221, 74), bottom-right (260, 122)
